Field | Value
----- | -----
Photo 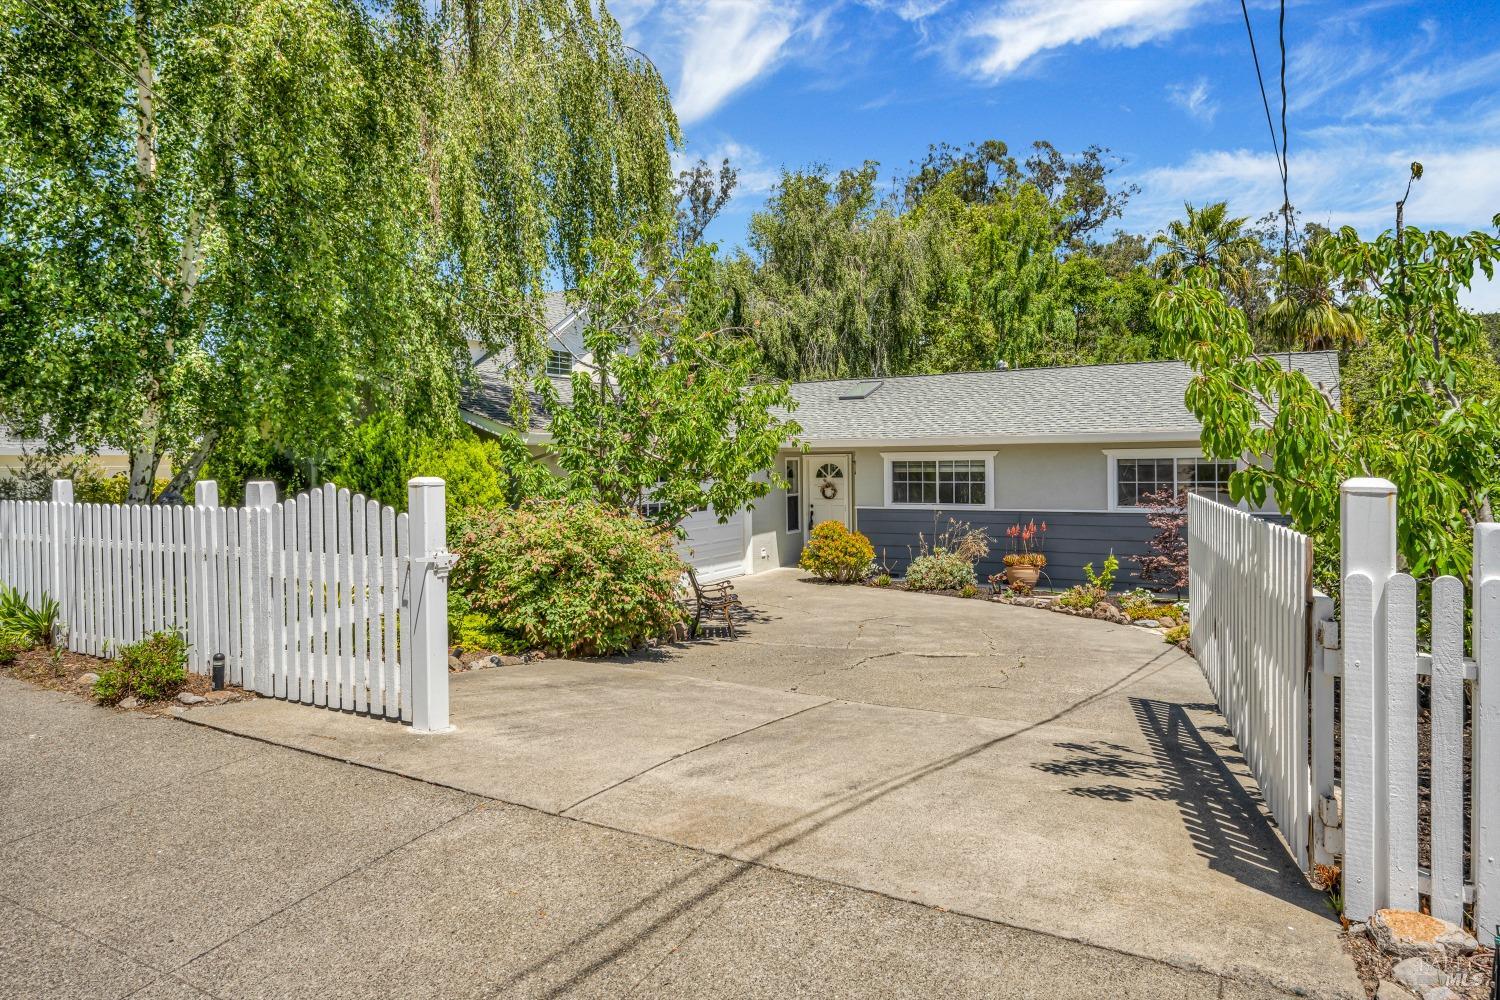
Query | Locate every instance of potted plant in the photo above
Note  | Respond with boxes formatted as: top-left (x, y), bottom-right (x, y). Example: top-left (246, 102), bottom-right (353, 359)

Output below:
top-left (1002, 519), bottom-right (1047, 591)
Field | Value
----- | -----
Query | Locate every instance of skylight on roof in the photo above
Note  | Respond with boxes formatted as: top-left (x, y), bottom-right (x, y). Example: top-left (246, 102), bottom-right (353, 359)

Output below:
top-left (837, 380), bottom-right (883, 400)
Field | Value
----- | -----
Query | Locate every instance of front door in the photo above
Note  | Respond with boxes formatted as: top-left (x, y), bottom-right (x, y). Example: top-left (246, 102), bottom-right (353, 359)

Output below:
top-left (804, 455), bottom-right (852, 535)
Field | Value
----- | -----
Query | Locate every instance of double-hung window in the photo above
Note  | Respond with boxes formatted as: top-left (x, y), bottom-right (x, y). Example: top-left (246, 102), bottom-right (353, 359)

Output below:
top-left (883, 453), bottom-right (993, 507)
top-left (1109, 452), bottom-right (1236, 509)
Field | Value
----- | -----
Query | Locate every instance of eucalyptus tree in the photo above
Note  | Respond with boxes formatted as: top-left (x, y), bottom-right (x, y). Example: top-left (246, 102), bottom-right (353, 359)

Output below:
top-left (0, 0), bottom-right (677, 501)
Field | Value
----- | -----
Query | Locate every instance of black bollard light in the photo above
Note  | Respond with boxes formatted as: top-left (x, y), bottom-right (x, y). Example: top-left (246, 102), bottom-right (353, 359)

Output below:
top-left (211, 653), bottom-right (226, 691)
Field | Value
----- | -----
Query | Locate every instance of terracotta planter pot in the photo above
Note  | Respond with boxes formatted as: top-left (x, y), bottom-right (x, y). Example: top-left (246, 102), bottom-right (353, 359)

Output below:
top-left (1004, 565), bottom-right (1041, 589)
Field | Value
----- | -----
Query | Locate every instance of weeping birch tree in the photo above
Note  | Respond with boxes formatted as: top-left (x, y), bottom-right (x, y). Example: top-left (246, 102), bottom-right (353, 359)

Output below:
top-left (0, 0), bottom-right (677, 501)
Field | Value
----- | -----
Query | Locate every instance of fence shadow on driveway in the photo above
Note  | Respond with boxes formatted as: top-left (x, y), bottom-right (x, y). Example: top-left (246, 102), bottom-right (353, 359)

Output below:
top-left (1034, 697), bottom-right (1325, 917)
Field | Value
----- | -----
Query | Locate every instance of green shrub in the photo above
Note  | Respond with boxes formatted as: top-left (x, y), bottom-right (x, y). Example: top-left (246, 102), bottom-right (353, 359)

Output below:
top-left (1082, 552), bottom-right (1119, 593)
top-left (0, 585), bottom-right (59, 645)
top-left (1056, 584), bottom-right (1105, 610)
top-left (0, 634), bottom-right (30, 665)
top-left (1119, 588), bottom-right (1154, 614)
top-left (409, 431), bottom-right (557, 521)
top-left (903, 550), bottom-right (977, 592)
top-left (1164, 623), bottom-right (1191, 646)
top-left (959, 582), bottom-right (978, 598)
top-left (451, 499), bottom-right (685, 657)
top-left (871, 573), bottom-right (892, 588)
top-left (93, 631), bottom-right (189, 704)
top-left (798, 521), bottom-right (875, 583)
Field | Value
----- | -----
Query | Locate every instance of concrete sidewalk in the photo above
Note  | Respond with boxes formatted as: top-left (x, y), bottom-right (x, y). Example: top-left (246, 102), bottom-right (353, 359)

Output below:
top-left (172, 573), bottom-right (1361, 1000)
top-left (4, 675), bottom-right (1308, 1000)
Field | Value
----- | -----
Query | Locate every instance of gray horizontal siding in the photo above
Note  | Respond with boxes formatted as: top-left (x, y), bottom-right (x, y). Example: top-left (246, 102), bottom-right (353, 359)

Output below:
top-left (855, 507), bottom-right (1284, 592)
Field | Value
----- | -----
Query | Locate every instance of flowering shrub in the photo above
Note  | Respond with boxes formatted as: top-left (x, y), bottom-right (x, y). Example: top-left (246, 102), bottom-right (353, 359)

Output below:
top-left (903, 550), bottom-right (977, 591)
top-left (799, 521), bottom-right (874, 582)
top-left (1057, 552), bottom-right (1119, 610)
top-left (451, 500), bottom-right (686, 657)
top-left (1002, 519), bottom-right (1047, 568)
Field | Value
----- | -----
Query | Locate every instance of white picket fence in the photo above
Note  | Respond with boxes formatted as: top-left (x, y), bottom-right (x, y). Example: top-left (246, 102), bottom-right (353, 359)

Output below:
top-left (1332, 479), bottom-right (1498, 930)
top-left (1189, 481), bottom-right (1499, 934)
top-left (0, 478), bottom-right (453, 732)
top-left (1187, 493), bottom-right (1315, 868)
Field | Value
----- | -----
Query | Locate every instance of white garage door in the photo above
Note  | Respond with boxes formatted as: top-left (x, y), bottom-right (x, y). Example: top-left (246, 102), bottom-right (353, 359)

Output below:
top-left (676, 508), bottom-right (748, 583)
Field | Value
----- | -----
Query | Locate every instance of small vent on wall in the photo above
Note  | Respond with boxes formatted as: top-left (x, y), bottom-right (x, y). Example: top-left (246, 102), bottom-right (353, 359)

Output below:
top-left (837, 380), bottom-right (883, 400)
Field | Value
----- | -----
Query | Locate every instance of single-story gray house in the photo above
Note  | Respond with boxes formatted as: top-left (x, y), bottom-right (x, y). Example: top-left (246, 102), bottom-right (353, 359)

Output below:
top-left (460, 293), bottom-right (1339, 589)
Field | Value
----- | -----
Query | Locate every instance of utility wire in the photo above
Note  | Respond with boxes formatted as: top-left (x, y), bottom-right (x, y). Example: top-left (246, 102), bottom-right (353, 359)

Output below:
top-left (1238, 0), bottom-right (1295, 283)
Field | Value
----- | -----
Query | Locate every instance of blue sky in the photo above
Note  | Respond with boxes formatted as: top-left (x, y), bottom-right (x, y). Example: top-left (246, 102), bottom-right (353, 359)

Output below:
top-left (615, 0), bottom-right (1500, 309)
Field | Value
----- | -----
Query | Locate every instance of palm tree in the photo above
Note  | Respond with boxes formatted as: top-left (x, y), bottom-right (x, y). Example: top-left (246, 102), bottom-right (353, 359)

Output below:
top-left (1153, 201), bottom-right (1260, 289)
top-left (1260, 240), bottom-right (1365, 352)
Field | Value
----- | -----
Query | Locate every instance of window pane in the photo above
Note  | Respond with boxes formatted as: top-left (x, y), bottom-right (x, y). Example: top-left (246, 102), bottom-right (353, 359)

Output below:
top-left (546, 350), bottom-right (572, 376)
top-left (786, 494), bottom-right (800, 531)
top-left (785, 460), bottom-right (797, 487)
top-left (1178, 458), bottom-right (1234, 503)
top-left (936, 459), bottom-right (986, 506)
top-left (891, 460), bottom-right (938, 504)
top-left (1117, 458), bottom-right (1174, 507)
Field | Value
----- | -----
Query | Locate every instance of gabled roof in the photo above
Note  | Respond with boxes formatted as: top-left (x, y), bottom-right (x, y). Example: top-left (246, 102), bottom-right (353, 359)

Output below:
top-left (784, 351), bottom-right (1340, 445)
top-left (460, 355), bottom-right (573, 433)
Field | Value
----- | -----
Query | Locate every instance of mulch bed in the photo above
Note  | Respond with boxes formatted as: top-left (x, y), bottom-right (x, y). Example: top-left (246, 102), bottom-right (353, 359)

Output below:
top-left (1, 644), bottom-right (254, 714)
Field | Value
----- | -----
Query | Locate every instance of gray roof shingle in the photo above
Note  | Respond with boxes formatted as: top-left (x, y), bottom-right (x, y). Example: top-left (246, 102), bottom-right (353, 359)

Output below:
top-left (459, 346), bottom-right (1341, 445)
top-left (783, 351), bottom-right (1340, 444)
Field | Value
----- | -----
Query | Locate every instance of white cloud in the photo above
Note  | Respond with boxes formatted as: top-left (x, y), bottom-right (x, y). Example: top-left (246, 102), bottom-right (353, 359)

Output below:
top-left (673, 1), bottom-right (800, 124)
top-left (1167, 77), bottom-right (1218, 124)
top-left (1124, 143), bottom-right (1500, 239)
top-left (960, 0), bottom-right (1207, 80)
top-left (672, 139), bottom-right (780, 197)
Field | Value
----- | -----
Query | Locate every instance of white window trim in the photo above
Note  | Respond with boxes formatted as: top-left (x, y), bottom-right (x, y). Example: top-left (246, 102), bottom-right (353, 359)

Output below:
top-left (784, 458), bottom-right (801, 532)
top-left (1103, 448), bottom-right (1246, 512)
top-left (880, 451), bottom-right (996, 509)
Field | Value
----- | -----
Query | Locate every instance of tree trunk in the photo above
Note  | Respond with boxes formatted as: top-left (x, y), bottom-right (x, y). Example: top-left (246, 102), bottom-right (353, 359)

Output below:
top-left (128, 2), bottom-right (161, 504)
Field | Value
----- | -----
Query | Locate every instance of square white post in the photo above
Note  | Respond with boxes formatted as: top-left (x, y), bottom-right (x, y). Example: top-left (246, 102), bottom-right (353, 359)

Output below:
top-left (407, 478), bottom-right (451, 734)
top-left (1339, 477), bottom-right (1397, 921)
top-left (50, 479), bottom-right (74, 648)
top-left (195, 480), bottom-right (219, 508)
top-left (244, 482), bottom-right (276, 696)
top-left (1473, 522), bottom-right (1500, 936)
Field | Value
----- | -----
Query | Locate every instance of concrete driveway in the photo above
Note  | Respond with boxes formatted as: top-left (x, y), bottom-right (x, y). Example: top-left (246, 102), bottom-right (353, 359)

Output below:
top-left (182, 569), bottom-right (1361, 998)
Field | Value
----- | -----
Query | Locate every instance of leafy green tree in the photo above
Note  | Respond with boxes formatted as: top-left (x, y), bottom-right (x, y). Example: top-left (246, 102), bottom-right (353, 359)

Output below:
top-left (729, 163), bottom-right (927, 380)
top-left (1152, 211), bottom-right (1500, 580)
top-left (543, 225), bottom-right (801, 531)
top-left (0, 0), bottom-right (677, 502)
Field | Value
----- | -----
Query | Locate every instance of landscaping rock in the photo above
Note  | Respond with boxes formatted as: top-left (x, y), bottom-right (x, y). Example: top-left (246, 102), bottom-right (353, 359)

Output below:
top-left (177, 692), bottom-right (206, 705)
top-left (203, 690), bottom-right (236, 703)
top-left (498, 654), bottom-right (526, 666)
top-left (1421, 987), bottom-right (1461, 1000)
top-left (1375, 983), bottom-right (1415, 1000)
top-left (1135, 619), bottom-right (1161, 628)
top-left (79, 671), bottom-right (100, 686)
top-left (1391, 958), bottom-right (1444, 991)
top-left (1434, 928), bottom-right (1478, 954)
top-left (447, 655), bottom-right (464, 672)
top-left (1371, 909), bottom-right (1467, 958)
top-left (118, 696), bottom-right (141, 709)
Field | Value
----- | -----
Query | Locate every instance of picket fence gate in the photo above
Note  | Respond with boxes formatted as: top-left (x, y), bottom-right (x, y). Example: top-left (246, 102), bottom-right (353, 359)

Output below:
top-left (0, 478), bottom-right (453, 732)
top-left (1188, 481), bottom-right (1498, 935)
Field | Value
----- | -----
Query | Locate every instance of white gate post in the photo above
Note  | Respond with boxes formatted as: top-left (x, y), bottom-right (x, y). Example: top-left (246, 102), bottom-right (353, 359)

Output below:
top-left (1473, 522), bottom-right (1500, 935)
top-left (49, 479), bottom-right (73, 648)
top-left (245, 482), bottom-right (277, 696)
top-left (406, 478), bottom-right (452, 734)
top-left (1339, 477), bottom-right (1398, 921)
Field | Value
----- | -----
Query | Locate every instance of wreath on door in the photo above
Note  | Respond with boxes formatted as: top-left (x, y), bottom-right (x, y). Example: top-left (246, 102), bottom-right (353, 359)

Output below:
top-left (820, 480), bottom-right (839, 500)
